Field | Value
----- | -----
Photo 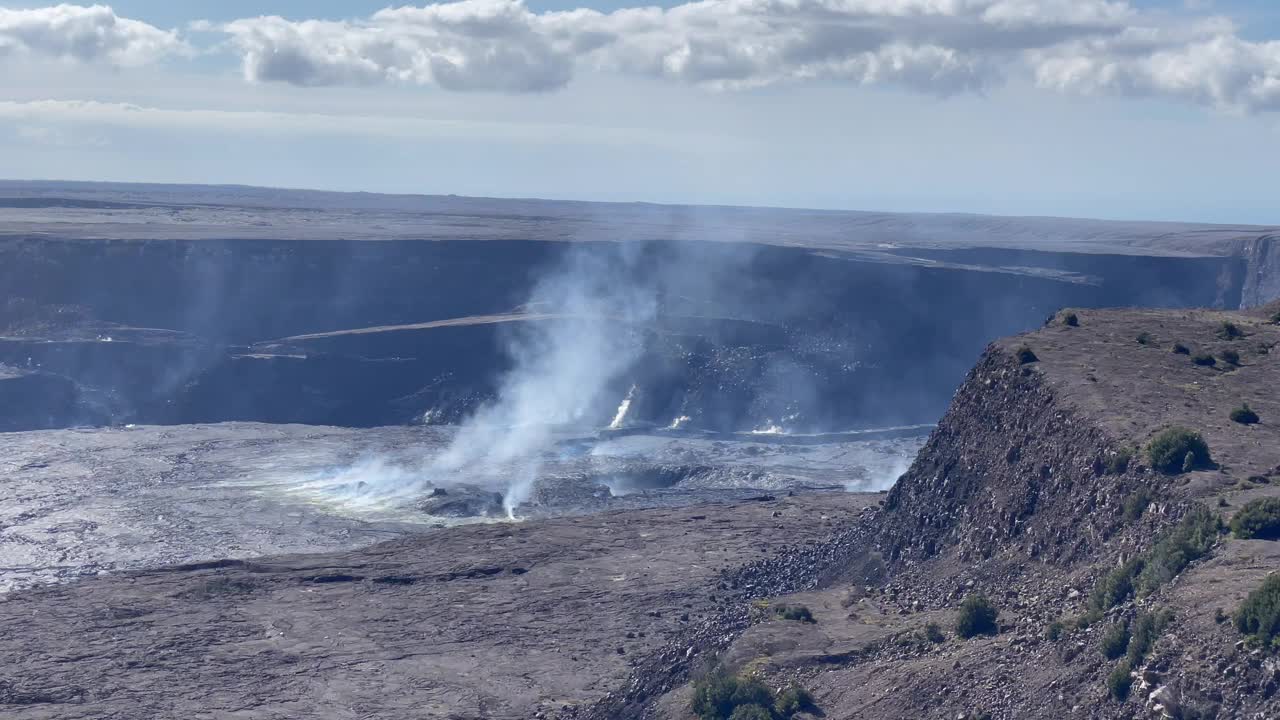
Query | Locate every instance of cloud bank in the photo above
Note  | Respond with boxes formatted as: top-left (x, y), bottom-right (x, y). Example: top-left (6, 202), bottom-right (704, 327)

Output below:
top-left (2, 1), bottom-right (1279, 112)
top-left (0, 4), bottom-right (181, 66)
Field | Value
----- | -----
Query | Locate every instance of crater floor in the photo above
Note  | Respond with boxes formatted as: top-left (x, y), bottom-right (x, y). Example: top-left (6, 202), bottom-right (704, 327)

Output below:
top-left (0, 422), bottom-right (923, 592)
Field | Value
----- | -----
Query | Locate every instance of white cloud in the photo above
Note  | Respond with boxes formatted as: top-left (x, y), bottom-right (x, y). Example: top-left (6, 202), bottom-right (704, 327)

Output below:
top-left (0, 98), bottom-right (742, 151)
top-left (2, 2), bottom-right (1280, 114)
top-left (0, 4), bottom-right (182, 66)
top-left (207, 0), bottom-right (1280, 112)
top-left (1035, 33), bottom-right (1280, 113)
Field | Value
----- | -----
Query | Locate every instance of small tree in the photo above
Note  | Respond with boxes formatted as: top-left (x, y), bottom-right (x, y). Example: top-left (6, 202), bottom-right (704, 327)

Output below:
top-left (1100, 622), bottom-right (1131, 659)
top-left (774, 687), bottom-right (817, 717)
top-left (1108, 661), bottom-right (1134, 700)
top-left (956, 593), bottom-right (999, 638)
top-left (1221, 349), bottom-right (1241, 366)
top-left (1015, 346), bottom-right (1038, 364)
top-left (1218, 321), bottom-right (1243, 340)
top-left (1235, 574), bottom-right (1280, 647)
top-left (775, 604), bottom-right (815, 623)
top-left (1192, 353), bottom-right (1217, 367)
top-left (1063, 312), bottom-right (1079, 327)
top-left (1230, 498), bottom-right (1280, 540)
top-left (1147, 427), bottom-right (1211, 474)
top-left (1172, 343), bottom-right (1190, 355)
top-left (1231, 404), bottom-right (1260, 425)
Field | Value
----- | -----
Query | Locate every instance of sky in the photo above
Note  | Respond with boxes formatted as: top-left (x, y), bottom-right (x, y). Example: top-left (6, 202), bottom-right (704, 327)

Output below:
top-left (1, 1), bottom-right (1279, 224)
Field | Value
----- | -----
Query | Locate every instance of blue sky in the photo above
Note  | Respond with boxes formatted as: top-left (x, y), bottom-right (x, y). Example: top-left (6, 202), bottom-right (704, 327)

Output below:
top-left (1, 1), bottom-right (1279, 224)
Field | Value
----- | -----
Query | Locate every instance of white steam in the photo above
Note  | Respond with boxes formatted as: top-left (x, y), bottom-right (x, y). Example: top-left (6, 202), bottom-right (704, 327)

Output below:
top-left (427, 247), bottom-right (657, 517)
top-left (608, 384), bottom-right (638, 430)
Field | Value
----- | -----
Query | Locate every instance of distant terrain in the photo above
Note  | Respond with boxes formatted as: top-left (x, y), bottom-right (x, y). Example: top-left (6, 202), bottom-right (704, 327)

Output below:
top-left (2, 181), bottom-right (1276, 435)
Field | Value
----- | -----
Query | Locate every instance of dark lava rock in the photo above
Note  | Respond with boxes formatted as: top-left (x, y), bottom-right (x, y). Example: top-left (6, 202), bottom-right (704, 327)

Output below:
top-left (415, 486), bottom-right (505, 518)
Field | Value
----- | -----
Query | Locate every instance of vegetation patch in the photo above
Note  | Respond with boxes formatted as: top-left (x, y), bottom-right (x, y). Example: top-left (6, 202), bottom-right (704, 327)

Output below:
top-left (1126, 609), bottom-right (1173, 665)
top-left (1062, 312), bottom-right (1079, 327)
top-left (1235, 574), bottom-right (1280, 651)
top-left (1220, 349), bottom-right (1241, 366)
top-left (1045, 620), bottom-right (1065, 641)
top-left (1230, 498), bottom-right (1280, 540)
top-left (955, 593), bottom-right (999, 638)
top-left (1146, 427), bottom-right (1211, 474)
top-left (1136, 507), bottom-right (1220, 595)
top-left (691, 667), bottom-right (818, 720)
top-left (773, 687), bottom-right (817, 718)
top-left (1192, 353), bottom-right (1217, 367)
top-left (774, 604), bottom-right (815, 623)
top-left (1218, 321), bottom-right (1243, 340)
top-left (1107, 660), bottom-right (1134, 701)
top-left (1123, 488), bottom-right (1152, 521)
top-left (1173, 343), bottom-right (1190, 355)
top-left (1230, 404), bottom-right (1260, 425)
top-left (1089, 558), bottom-right (1143, 613)
top-left (1015, 346), bottom-right (1038, 364)
top-left (1089, 507), bottom-right (1221, 613)
top-left (1100, 622), bottom-right (1131, 660)
top-left (1105, 447), bottom-right (1135, 475)
top-left (1136, 332), bottom-right (1153, 345)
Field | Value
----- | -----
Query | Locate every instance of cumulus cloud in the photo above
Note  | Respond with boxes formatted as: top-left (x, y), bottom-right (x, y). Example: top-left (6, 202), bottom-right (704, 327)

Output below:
top-left (0, 3), bottom-right (182, 65)
top-left (3, 2), bottom-right (1280, 113)
top-left (203, 0), bottom-right (1280, 111)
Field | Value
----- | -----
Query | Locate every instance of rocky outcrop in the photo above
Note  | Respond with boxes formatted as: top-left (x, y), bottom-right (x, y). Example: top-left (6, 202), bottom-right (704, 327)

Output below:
top-left (877, 347), bottom-right (1163, 568)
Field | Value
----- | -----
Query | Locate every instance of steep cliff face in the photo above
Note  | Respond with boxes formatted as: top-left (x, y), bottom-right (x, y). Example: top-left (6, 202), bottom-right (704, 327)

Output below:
top-left (1239, 234), bottom-right (1280, 309)
top-left (878, 347), bottom-right (1161, 568)
top-left (0, 236), bottom-right (1252, 433)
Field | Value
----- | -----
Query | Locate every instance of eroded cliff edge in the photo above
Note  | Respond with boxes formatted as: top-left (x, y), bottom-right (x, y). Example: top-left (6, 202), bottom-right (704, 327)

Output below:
top-left (591, 304), bottom-right (1280, 719)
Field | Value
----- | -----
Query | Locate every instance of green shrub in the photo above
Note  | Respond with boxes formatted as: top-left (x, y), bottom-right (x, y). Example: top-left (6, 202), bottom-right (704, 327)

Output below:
top-left (1221, 349), bottom-right (1241, 366)
top-left (1230, 498), bottom-right (1280, 540)
top-left (1063, 312), bottom-right (1079, 327)
top-left (1105, 447), bottom-right (1135, 475)
top-left (1230, 404), bottom-right (1260, 425)
top-left (1126, 610), bottom-right (1172, 665)
top-left (1123, 488), bottom-right (1152, 521)
top-left (1075, 609), bottom-right (1101, 630)
top-left (1046, 620), bottom-right (1065, 641)
top-left (728, 706), bottom-right (773, 720)
top-left (1173, 343), bottom-right (1190, 355)
top-left (1107, 660), bottom-right (1134, 700)
top-left (691, 669), bottom-right (776, 720)
top-left (1192, 353), bottom-right (1217, 367)
top-left (773, 687), bottom-right (817, 717)
top-left (1015, 346), bottom-right (1038, 364)
top-left (1090, 559), bottom-right (1143, 612)
top-left (1147, 427), bottom-right (1211, 474)
top-left (924, 622), bottom-right (946, 644)
top-left (1136, 332), bottom-right (1153, 345)
top-left (1136, 507), bottom-right (1221, 595)
top-left (775, 604), bottom-right (815, 623)
top-left (1272, 310), bottom-right (1280, 325)
top-left (1100, 622), bottom-right (1131, 659)
top-left (956, 593), bottom-right (999, 638)
top-left (1089, 508), bottom-right (1220, 611)
top-left (1235, 574), bottom-right (1280, 647)
top-left (1218, 321), bottom-right (1243, 340)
